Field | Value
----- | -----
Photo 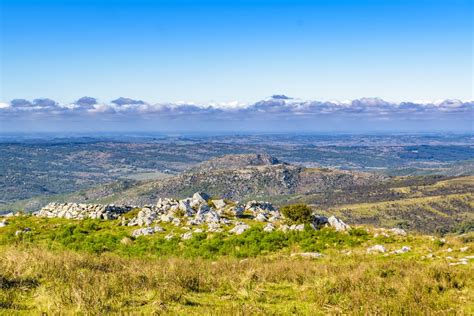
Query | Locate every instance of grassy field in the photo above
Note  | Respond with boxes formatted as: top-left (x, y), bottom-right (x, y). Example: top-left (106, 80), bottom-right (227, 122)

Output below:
top-left (1, 215), bottom-right (473, 314)
top-left (317, 193), bottom-right (473, 233)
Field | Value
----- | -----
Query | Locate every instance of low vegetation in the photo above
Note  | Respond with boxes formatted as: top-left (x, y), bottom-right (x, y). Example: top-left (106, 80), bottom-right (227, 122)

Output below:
top-left (1, 215), bottom-right (473, 313)
top-left (280, 204), bottom-right (313, 224)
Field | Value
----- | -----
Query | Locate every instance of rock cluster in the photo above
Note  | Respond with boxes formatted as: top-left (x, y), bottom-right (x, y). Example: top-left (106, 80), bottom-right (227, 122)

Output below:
top-left (311, 215), bottom-right (350, 231)
top-left (34, 192), bottom-right (352, 240)
top-left (35, 203), bottom-right (133, 220)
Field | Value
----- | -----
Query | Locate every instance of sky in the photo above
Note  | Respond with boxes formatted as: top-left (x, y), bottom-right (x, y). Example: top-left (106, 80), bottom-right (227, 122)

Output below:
top-left (0, 0), bottom-right (473, 133)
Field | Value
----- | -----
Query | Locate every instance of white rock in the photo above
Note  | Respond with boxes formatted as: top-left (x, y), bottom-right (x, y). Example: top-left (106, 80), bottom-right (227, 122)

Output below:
top-left (291, 252), bottom-right (323, 259)
top-left (367, 245), bottom-right (387, 254)
top-left (131, 225), bottom-right (164, 237)
top-left (192, 192), bottom-right (209, 204)
top-left (390, 228), bottom-right (407, 236)
top-left (393, 246), bottom-right (411, 254)
top-left (164, 234), bottom-right (174, 240)
top-left (229, 224), bottom-right (250, 235)
top-left (255, 213), bottom-right (267, 222)
top-left (460, 246), bottom-right (469, 252)
top-left (181, 232), bottom-right (193, 240)
top-left (263, 223), bottom-right (275, 232)
top-left (0, 220), bottom-right (7, 227)
top-left (212, 199), bottom-right (227, 209)
top-left (207, 222), bottom-right (223, 233)
top-left (328, 216), bottom-right (350, 231)
top-left (290, 224), bottom-right (305, 231)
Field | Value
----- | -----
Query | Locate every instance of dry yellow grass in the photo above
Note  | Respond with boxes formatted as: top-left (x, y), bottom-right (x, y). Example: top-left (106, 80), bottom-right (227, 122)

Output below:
top-left (1, 244), bottom-right (473, 314)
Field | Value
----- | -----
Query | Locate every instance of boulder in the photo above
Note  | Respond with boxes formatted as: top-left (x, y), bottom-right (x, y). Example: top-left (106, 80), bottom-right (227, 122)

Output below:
top-left (390, 228), bottom-right (407, 236)
top-left (255, 213), bottom-right (267, 222)
top-left (311, 215), bottom-right (329, 229)
top-left (0, 219), bottom-right (7, 227)
top-left (181, 232), bottom-right (193, 240)
top-left (328, 216), bottom-right (350, 231)
top-left (192, 192), bottom-right (210, 204)
top-left (229, 223), bottom-right (250, 235)
top-left (212, 199), bottom-right (227, 209)
top-left (131, 225), bottom-right (164, 237)
top-left (367, 245), bottom-right (387, 254)
top-left (291, 252), bottom-right (323, 259)
top-left (290, 224), bottom-right (305, 231)
top-left (393, 246), bottom-right (411, 254)
top-left (207, 223), bottom-right (223, 233)
top-left (263, 223), bottom-right (275, 232)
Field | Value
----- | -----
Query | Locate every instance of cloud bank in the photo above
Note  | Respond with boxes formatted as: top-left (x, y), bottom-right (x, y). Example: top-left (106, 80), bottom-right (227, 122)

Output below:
top-left (1, 96), bottom-right (472, 132)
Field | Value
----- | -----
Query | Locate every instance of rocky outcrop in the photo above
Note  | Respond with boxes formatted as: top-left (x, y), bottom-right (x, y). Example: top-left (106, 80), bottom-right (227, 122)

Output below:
top-left (35, 192), bottom-right (352, 239)
top-left (93, 154), bottom-right (383, 206)
top-left (311, 215), bottom-right (350, 231)
top-left (35, 202), bottom-right (134, 220)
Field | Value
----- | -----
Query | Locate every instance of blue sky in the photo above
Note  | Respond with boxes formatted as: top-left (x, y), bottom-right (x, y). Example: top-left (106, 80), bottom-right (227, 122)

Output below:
top-left (1, 0), bottom-right (472, 103)
top-left (0, 0), bottom-right (472, 132)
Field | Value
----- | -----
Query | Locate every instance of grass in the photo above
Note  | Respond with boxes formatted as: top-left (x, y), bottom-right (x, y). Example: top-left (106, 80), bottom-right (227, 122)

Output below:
top-left (0, 216), bottom-right (370, 259)
top-left (1, 215), bottom-right (473, 314)
top-left (317, 193), bottom-right (473, 233)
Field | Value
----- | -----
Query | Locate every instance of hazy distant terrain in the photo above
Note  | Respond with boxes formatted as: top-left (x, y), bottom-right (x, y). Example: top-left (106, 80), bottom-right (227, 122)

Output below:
top-left (1, 133), bottom-right (473, 206)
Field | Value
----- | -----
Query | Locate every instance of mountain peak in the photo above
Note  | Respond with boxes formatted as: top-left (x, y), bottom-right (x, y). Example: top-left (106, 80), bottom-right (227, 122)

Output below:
top-left (191, 153), bottom-right (285, 172)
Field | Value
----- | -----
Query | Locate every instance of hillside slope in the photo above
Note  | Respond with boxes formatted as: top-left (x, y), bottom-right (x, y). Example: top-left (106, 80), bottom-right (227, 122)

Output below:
top-left (92, 154), bottom-right (384, 205)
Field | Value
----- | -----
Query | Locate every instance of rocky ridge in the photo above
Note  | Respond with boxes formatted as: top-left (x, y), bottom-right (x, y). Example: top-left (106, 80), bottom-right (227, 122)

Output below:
top-left (102, 154), bottom-right (384, 206)
top-left (34, 192), bottom-right (351, 238)
top-left (34, 203), bottom-right (133, 220)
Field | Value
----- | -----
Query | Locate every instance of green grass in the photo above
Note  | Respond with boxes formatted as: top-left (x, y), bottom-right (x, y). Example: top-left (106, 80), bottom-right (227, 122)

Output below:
top-left (1, 215), bottom-right (473, 314)
top-left (0, 216), bottom-right (370, 259)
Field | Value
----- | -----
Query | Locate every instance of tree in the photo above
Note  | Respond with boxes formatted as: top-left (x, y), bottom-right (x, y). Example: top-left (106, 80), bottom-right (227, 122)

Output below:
top-left (280, 204), bottom-right (312, 224)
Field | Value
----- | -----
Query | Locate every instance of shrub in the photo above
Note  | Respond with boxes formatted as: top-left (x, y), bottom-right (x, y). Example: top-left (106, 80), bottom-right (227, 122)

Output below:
top-left (280, 204), bottom-right (313, 224)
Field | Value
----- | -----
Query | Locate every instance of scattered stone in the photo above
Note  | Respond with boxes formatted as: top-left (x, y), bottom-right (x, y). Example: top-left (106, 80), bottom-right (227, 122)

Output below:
top-left (328, 216), bottom-right (350, 231)
top-left (0, 219), bottom-right (8, 227)
top-left (460, 246), bottom-right (469, 252)
top-left (15, 227), bottom-right (31, 236)
top-left (164, 234), bottom-right (174, 240)
top-left (194, 228), bottom-right (204, 233)
top-left (181, 232), bottom-right (193, 240)
top-left (393, 246), bottom-right (411, 254)
top-left (212, 199), bottom-right (227, 209)
top-left (229, 223), bottom-right (250, 235)
top-left (291, 252), bottom-right (323, 259)
top-left (367, 245), bottom-right (387, 254)
top-left (207, 223), bottom-right (223, 233)
top-left (289, 224), bottom-right (305, 231)
top-left (255, 213), bottom-right (267, 222)
top-left (192, 192), bottom-right (210, 204)
top-left (390, 228), bottom-right (407, 236)
top-left (263, 223), bottom-right (275, 232)
top-left (131, 225), bottom-right (164, 237)
top-left (449, 261), bottom-right (468, 266)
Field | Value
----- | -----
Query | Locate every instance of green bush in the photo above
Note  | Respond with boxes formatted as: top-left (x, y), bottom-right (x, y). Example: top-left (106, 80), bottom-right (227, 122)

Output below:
top-left (280, 204), bottom-right (313, 224)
